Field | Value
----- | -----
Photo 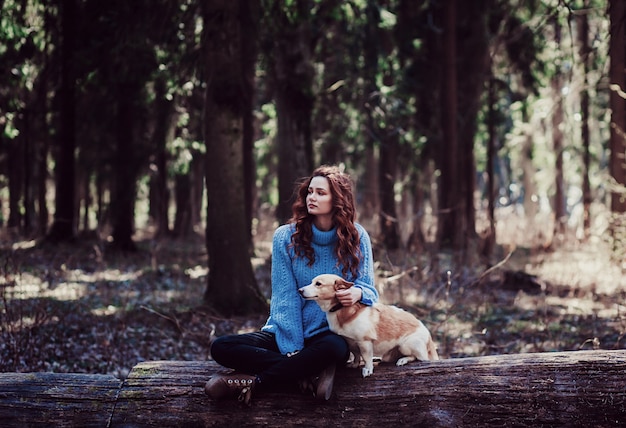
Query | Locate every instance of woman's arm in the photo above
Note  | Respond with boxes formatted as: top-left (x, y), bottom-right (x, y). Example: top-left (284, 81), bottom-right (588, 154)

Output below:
top-left (263, 225), bottom-right (306, 355)
top-left (351, 224), bottom-right (378, 305)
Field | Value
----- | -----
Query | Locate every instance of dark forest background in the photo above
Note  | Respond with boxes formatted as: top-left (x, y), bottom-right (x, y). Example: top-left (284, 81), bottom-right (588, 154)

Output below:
top-left (2, 0), bottom-right (626, 376)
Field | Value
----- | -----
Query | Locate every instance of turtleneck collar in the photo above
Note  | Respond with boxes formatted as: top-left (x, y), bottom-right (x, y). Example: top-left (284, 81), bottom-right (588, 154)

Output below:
top-left (311, 224), bottom-right (337, 246)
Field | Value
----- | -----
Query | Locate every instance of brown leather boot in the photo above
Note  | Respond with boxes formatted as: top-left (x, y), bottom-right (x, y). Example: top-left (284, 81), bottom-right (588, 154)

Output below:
top-left (205, 373), bottom-right (257, 405)
top-left (314, 363), bottom-right (336, 401)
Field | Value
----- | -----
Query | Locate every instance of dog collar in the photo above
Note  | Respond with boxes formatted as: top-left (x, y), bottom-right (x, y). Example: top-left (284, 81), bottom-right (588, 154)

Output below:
top-left (329, 303), bottom-right (343, 312)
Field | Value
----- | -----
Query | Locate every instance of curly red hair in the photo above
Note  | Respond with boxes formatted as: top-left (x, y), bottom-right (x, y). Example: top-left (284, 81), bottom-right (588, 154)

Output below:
top-left (288, 165), bottom-right (362, 278)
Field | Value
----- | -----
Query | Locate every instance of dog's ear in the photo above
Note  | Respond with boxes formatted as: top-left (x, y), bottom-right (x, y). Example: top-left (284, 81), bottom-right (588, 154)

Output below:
top-left (334, 278), bottom-right (354, 290)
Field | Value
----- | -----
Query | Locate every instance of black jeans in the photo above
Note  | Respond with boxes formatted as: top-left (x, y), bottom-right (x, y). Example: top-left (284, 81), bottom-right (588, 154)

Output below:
top-left (210, 330), bottom-right (349, 389)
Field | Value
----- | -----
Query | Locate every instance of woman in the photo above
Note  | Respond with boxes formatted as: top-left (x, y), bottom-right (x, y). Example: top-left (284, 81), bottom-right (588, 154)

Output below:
top-left (205, 165), bottom-right (378, 404)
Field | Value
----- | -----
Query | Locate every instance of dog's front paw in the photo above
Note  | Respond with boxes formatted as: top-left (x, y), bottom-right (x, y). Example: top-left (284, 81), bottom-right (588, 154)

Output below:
top-left (361, 366), bottom-right (373, 377)
top-left (396, 357), bottom-right (411, 366)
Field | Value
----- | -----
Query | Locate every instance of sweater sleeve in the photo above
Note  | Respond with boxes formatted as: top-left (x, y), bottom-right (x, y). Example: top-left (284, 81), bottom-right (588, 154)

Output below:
top-left (353, 224), bottom-right (378, 306)
top-left (265, 225), bottom-right (305, 355)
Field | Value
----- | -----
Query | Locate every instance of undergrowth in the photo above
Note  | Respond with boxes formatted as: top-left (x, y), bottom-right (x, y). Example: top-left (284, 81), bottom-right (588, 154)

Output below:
top-left (1, 223), bottom-right (625, 379)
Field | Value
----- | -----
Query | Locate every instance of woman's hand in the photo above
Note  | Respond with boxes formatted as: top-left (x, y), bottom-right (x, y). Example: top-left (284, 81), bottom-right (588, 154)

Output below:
top-left (335, 286), bottom-right (363, 306)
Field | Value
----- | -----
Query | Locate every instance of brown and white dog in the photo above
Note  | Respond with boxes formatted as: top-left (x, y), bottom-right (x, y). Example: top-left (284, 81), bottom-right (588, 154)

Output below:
top-left (299, 274), bottom-right (439, 377)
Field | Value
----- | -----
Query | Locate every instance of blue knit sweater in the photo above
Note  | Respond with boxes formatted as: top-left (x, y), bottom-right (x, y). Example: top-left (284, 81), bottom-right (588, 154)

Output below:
top-left (261, 222), bottom-right (378, 355)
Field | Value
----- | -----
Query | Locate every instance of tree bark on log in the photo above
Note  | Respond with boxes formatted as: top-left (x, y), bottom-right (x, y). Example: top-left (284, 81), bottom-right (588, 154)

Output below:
top-left (0, 373), bottom-right (121, 427)
top-left (1, 350), bottom-right (625, 427)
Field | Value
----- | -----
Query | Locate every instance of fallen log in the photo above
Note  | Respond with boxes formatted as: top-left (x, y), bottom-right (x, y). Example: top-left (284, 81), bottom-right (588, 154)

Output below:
top-left (1, 349), bottom-right (625, 427)
top-left (0, 372), bottom-right (121, 427)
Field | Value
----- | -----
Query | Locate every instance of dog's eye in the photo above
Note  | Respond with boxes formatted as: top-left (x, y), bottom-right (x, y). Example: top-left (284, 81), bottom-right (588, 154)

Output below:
top-left (315, 281), bottom-right (321, 286)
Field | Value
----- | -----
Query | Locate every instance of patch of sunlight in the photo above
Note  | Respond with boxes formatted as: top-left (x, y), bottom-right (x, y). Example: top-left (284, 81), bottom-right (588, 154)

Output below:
top-left (5, 267), bottom-right (144, 303)
top-left (61, 267), bottom-right (142, 284)
top-left (522, 241), bottom-right (626, 295)
top-left (185, 265), bottom-right (208, 279)
top-left (514, 284), bottom-right (623, 320)
top-left (41, 281), bottom-right (89, 301)
top-left (540, 294), bottom-right (617, 318)
top-left (5, 278), bottom-right (89, 301)
top-left (155, 289), bottom-right (184, 302)
top-left (11, 240), bottom-right (37, 250)
top-left (91, 305), bottom-right (122, 316)
top-left (4, 272), bottom-right (46, 299)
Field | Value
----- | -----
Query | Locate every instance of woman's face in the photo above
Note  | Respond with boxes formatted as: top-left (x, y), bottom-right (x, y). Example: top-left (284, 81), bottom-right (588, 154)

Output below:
top-left (306, 176), bottom-right (333, 217)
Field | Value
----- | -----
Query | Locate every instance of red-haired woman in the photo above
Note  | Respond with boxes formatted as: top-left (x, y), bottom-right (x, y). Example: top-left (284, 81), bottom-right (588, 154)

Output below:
top-left (205, 165), bottom-right (377, 404)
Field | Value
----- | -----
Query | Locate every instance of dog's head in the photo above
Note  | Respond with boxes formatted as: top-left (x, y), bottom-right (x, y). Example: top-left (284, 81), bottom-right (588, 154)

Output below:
top-left (298, 274), bottom-right (354, 308)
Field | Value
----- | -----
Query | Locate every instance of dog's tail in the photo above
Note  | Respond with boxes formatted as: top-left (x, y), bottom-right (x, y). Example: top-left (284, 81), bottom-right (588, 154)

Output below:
top-left (427, 337), bottom-right (440, 360)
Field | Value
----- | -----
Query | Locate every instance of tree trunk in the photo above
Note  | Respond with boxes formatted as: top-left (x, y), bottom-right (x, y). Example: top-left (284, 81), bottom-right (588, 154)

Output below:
top-left (151, 77), bottom-right (173, 238)
top-left (37, 129), bottom-right (49, 235)
top-left (190, 152), bottom-right (204, 229)
top-left (379, 132), bottom-right (400, 249)
top-left (360, 0), bottom-right (381, 226)
top-left (202, 0), bottom-right (267, 316)
top-left (609, 0), bottom-right (626, 213)
top-left (6, 137), bottom-right (23, 230)
top-left (2, 350), bottom-right (625, 427)
top-left (22, 108), bottom-right (35, 235)
top-left (521, 121), bottom-right (538, 227)
top-left (172, 173), bottom-right (192, 238)
top-left (110, 82), bottom-right (140, 251)
top-left (270, 0), bottom-right (315, 224)
top-left (241, 0), bottom-right (259, 239)
top-left (438, 0), bottom-right (458, 249)
top-left (484, 75), bottom-right (497, 261)
top-left (454, 0), bottom-right (490, 256)
top-left (46, 0), bottom-right (76, 243)
top-left (80, 167), bottom-right (89, 231)
top-left (552, 18), bottom-right (566, 239)
top-left (578, 2), bottom-right (592, 239)
top-left (37, 1), bottom-right (51, 235)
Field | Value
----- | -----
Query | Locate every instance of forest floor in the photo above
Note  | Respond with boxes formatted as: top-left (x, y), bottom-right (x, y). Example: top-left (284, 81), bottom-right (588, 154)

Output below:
top-left (1, 212), bottom-right (625, 379)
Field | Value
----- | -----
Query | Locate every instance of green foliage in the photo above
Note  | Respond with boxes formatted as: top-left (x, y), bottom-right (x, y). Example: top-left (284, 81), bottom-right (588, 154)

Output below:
top-left (0, 0), bottom-right (49, 135)
top-left (2, 113), bottom-right (19, 140)
top-left (0, 0), bottom-right (617, 261)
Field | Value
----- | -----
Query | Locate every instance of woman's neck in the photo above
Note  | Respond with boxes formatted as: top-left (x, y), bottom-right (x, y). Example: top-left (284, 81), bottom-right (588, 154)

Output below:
top-left (313, 215), bottom-right (333, 231)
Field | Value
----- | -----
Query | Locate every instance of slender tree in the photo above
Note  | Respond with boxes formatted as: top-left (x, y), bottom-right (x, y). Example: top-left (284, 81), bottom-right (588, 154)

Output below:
top-left (578, 1), bottom-right (592, 238)
top-left (106, 0), bottom-right (161, 250)
top-left (609, 0), bottom-right (626, 214)
top-left (362, 0), bottom-right (401, 249)
top-left (264, 0), bottom-right (315, 224)
top-left (46, 0), bottom-right (76, 242)
top-left (360, 0), bottom-right (381, 225)
top-left (484, 74), bottom-right (498, 259)
top-left (150, 77), bottom-right (173, 238)
top-left (438, 0), bottom-right (459, 249)
top-left (551, 16), bottom-right (566, 238)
